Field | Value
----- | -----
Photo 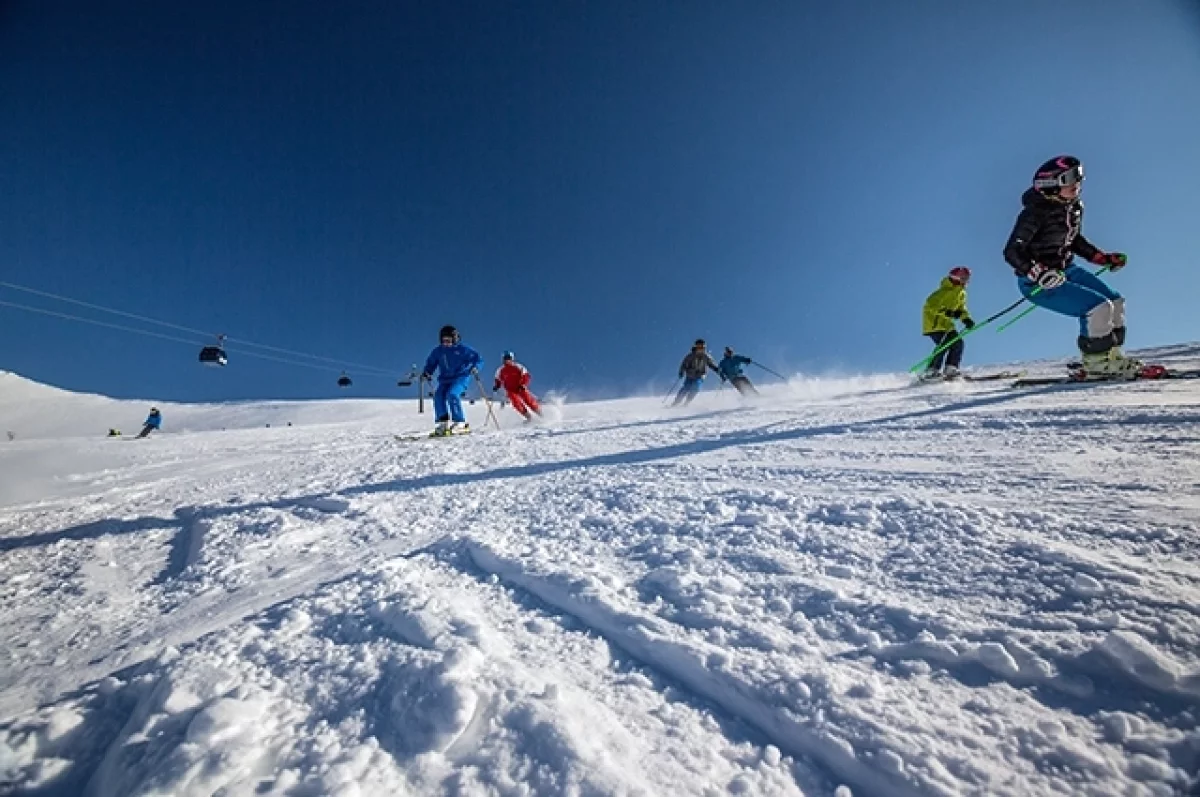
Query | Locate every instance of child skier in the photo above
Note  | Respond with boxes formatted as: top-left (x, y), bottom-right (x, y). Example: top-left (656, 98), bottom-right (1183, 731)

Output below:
top-left (136, 408), bottom-right (162, 439)
top-left (673, 339), bottom-right (724, 406)
top-left (492, 351), bottom-right (542, 421)
top-left (420, 325), bottom-right (483, 436)
top-left (920, 266), bottom-right (975, 380)
top-left (1003, 155), bottom-right (1136, 379)
top-left (718, 347), bottom-right (758, 396)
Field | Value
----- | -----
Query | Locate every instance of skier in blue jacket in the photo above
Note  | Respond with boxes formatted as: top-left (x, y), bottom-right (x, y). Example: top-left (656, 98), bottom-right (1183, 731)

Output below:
top-left (717, 347), bottom-right (758, 396)
top-left (136, 407), bottom-right (162, 439)
top-left (421, 325), bottom-right (483, 436)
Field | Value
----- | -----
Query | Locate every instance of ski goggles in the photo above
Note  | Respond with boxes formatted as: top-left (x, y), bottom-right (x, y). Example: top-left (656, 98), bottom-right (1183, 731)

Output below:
top-left (1033, 164), bottom-right (1084, 190)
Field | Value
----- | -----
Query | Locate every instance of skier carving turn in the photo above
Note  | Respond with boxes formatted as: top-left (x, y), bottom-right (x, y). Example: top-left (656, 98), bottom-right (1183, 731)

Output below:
top-left (1003, 155), bottom-right (1137, 380)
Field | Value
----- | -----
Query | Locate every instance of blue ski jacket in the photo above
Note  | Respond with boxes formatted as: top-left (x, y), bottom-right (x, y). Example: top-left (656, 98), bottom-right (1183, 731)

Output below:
top-left (718, 354), bottom-right (751, 380)
top-left (144, 411), bottom-right (162, 429)
top-left (423, 343), bottom-right (483, 384)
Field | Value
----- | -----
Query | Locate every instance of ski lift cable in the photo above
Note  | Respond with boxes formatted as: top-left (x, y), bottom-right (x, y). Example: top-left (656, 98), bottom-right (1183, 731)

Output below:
top-left (0, 280), bottom-right (398, 377)
top-left (0, 299), bottom-right (210, 349)
top-left (0, 298), bottom-right (393, 377)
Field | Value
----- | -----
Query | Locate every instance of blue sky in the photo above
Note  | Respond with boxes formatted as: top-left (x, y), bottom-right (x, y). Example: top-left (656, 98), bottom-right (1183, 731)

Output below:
top-left (2, 1), bottom-right (1198, 402)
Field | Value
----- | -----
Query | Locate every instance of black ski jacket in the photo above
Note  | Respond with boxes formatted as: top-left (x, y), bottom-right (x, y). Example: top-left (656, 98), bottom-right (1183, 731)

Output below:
top-left (1003, 189), bottom-right (1101, 277)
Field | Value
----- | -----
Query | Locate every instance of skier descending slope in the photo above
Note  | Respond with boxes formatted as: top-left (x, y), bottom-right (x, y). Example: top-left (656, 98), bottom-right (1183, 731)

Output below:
top-left (135, 407), bottom-right (162, 439)
top-left (1003, 155), bottom-right (1137, 379)
top-left (717, 346), bottom-right (759, 396)
top-left (920, 266), bottom-right (975, 381)
top-left (492, 351), bottom-right (542, 421)
top-left (673, 339), bottom-right (724, 406)
top-left (421, 325), bottom-right (483, 437)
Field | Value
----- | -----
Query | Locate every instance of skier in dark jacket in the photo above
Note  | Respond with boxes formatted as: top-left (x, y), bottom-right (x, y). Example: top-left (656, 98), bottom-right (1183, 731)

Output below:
top-left (673, 339), bottom-right (724, 406)
top-left (717, 347), bottom-right (758, 396)
top-left (1003, 155), bottom-right (1136, 379)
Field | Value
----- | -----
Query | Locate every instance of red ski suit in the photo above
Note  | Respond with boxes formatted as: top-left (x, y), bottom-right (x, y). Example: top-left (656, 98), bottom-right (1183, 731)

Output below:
top-left (493, 361), bottom-right (541, 417)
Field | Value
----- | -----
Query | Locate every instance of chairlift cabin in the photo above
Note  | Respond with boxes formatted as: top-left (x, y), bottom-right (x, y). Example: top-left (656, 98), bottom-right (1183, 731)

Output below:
top-left (199, 335), bottom-right (227, 367)
top-left (337, 372), bottom-right (353, 388)
top-left (199, 346), bottom-right (227, 366)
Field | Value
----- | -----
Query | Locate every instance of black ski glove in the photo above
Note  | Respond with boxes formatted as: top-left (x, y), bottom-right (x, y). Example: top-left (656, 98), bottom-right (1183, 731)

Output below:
top-left (962, 317), bottom-right (975, 329)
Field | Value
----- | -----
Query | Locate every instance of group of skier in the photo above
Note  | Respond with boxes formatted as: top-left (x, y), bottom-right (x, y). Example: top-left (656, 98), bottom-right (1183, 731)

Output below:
top-left (423, 155), bottom-right (1144, 436)
top-left (672, 340), bottom-right (759, 406)
top-left (419, 325), bottom-right (542, 437)
top-left (921, 154), bottom-right (1137, 382)
top-left (417, 325), bottom-right (768, 436)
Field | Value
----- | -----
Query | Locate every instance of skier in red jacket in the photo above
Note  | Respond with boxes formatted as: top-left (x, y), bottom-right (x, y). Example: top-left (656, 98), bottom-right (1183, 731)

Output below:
top-left (492, 351), bottom-right (542, 420)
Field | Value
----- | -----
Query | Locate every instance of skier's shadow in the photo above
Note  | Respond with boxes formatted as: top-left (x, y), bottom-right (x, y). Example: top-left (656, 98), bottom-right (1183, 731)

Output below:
top-left (343, 383), bottom-right (1065, 498)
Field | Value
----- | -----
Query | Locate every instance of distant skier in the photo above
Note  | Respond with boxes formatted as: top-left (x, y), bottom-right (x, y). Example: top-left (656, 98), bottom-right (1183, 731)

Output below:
top-left (718, 347), bottom-right (758, 396)
top-left (1003, 155), bottom-right (1136, 379)
top-left (673, 339), bottom-right (724, 406)
top-left (421, 325), bottom-right (483, 436)
top-left (136, 408), bottom-right (162, 439)
top-left (492, 351), bottom-right (542, 421)
top-left (920, 266), bottom-right (975, 380)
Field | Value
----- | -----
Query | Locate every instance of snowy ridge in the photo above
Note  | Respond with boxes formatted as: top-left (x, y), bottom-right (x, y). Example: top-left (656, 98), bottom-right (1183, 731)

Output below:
top-left (2, 346), bottom-right (1200, 796)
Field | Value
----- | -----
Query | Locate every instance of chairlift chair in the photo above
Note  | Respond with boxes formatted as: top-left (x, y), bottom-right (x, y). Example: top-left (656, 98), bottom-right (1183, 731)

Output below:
top-left (337, 372), bottom-right (353, 388)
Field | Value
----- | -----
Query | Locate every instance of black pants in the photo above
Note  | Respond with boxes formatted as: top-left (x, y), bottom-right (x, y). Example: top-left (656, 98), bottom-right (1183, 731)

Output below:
top-left (926, 330), bottom-right (963, 370)
top-left (730, 376), bottom-right (758, 396)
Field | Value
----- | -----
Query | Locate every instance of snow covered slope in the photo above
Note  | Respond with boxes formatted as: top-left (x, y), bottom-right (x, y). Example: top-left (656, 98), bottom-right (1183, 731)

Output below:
top-left (2, 348), bottom-right (1199, 796)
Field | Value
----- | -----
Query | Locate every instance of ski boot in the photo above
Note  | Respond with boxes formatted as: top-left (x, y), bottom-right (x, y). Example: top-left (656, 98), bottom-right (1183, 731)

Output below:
top-left (430, 420), bottom-right (452, 437)
top-left (919, 367), bottom-right (943, 382)
top-left (1072, 349), bottom-right (1143, 381)
top-left (448, 422), bottom-right (470, 435)
top-left (942, 365), bottom-right (962, 380)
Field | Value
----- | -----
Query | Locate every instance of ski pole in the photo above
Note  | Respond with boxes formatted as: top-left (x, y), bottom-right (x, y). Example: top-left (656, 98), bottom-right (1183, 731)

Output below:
top-left (750, 362), bottom-right (788, 381)
top-left (909, 295), bottom-right (1030, 374)
top-left (662, 377), bottom-right (682, 406)
top-left (472, 371), bottom-right (501, 430)
top-left (995, 266), bottom-right (1112, 334)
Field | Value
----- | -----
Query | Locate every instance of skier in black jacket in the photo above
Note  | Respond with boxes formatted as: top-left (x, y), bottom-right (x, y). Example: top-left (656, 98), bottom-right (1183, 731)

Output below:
top-left (1003, 155), bottom-right (1138, 379)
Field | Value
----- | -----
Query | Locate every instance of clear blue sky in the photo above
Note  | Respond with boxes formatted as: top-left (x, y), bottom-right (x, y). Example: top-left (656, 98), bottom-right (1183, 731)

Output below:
top-left (2, 1), bottom-right (1198, 402)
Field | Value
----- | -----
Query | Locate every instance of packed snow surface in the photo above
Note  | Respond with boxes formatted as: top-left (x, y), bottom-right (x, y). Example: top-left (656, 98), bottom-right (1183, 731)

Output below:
top-left (2, 347), bottom-right (1200, 796)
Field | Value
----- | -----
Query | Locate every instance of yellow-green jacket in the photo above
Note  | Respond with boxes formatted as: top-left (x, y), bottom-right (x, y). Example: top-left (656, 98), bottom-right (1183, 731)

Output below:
top-left (922, 278), bottom-right (971, 335)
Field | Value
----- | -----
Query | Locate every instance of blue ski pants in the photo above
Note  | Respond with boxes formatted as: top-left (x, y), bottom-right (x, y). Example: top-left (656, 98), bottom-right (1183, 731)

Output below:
top-left (1018, 264), bottom-right (1125, 353)
top-left (673, 377), bottom-right (702, 406)
top-left (434, 375), bottom-right (472, 423)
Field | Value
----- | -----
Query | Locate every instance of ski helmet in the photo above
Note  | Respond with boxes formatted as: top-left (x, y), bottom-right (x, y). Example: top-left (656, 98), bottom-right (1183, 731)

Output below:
top-left (724, 346), bottom-right (734, 356)
top-left (502, 350), bottom-right (514, 361)
top-left (948, 266), bottom-right (971, 285)
top-left (694, 338), bottom-right (706, 349)
top-left (439, 325), bottom-right (459, 343)
top-left (1032, 155), bottom-right (1084, 196)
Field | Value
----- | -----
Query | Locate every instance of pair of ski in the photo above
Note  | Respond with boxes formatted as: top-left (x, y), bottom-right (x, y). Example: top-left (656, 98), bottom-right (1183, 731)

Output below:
top-left (1010, 364), bottom-right (1200, 388)
top-left (393, 427), bottom-right (473, 443)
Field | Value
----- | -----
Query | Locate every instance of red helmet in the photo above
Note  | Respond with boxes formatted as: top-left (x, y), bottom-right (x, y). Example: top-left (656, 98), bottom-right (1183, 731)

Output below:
top-left (948, 266), bottom-right (971, 285)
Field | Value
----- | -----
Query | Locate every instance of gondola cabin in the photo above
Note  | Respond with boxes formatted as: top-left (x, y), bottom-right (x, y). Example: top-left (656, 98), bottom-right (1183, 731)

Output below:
top-left (199, 345), bottom-right (228, 366)
top-left (337, 373), bottom-right (353, 388)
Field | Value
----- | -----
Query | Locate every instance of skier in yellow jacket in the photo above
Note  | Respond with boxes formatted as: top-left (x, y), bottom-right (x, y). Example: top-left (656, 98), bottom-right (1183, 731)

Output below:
top-left (921, 266), bottom-right (975, 380)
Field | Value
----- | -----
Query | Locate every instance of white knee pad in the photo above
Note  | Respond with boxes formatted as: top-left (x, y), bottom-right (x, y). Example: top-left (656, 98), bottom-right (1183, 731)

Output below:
top-left (1111, 297), bottom-right (1126, 329)
top-left (1085, 300), bottom-right (1117, 338)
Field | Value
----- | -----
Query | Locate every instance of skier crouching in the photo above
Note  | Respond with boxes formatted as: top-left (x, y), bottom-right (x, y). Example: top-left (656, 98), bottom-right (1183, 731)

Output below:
top-left (1003, 155), bottom-right (1136, 379)
top-left (493, 351), bottom-right (542, 421)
